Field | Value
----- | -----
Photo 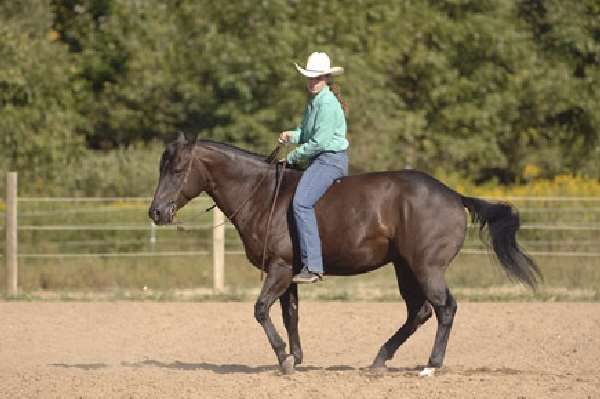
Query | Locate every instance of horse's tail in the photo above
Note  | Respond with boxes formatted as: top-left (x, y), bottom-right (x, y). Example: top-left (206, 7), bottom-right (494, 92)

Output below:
top-left (461, 195), bottom-right (541, 288)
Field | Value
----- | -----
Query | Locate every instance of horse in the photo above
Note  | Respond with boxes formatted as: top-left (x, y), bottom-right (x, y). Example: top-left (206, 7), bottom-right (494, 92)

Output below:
top-left (148, 133), bottom-right (540, 375)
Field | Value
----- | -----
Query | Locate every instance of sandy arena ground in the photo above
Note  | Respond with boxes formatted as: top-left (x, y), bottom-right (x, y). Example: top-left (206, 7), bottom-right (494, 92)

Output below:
top-left (0, 302), bottom-right (598, 398)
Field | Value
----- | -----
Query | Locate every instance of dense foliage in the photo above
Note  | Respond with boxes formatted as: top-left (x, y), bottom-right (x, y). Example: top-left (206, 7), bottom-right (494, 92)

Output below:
top-left (1, 0), bottom-right (599, 195)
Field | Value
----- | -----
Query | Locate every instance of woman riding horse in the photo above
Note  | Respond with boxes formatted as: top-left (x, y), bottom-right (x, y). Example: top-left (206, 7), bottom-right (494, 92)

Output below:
top-left (280, 51), bottom-right (349, 284)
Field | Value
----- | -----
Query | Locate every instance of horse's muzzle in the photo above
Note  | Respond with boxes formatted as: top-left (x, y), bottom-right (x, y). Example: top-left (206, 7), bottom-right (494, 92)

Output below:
top-left (148, 202), bottom-right (177, 225)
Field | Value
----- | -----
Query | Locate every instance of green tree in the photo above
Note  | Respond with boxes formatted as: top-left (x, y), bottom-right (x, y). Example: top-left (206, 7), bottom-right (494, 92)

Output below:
top-left (0, 1), bottom-right (85, 194)
top-left (35, 0), bottom-right (600, 188)
top-left (516, 0), bottom-right (600, 178)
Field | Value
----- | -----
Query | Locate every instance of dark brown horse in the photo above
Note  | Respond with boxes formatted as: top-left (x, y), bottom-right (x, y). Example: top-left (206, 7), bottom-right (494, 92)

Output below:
top-left (149, 134), bottom-right (540, 375)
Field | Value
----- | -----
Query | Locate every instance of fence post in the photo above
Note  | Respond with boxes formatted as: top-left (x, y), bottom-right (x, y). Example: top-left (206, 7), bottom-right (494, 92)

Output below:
top-left (149, 221), bottom-right (156, 251)
top-left (6, 172), bottom-right (18, 296)
top-left (212, 207), bottom-right (225, 293)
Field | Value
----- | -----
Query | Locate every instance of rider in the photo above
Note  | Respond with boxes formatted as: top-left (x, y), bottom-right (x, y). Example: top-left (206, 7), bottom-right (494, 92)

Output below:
top-left (279, 51), bottom-right (349, 284)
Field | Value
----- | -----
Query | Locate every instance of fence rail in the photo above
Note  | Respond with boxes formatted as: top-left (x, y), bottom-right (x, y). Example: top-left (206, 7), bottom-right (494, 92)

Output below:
top-left (17, 224), bottom-right (230, 231)
top-left (3, 173), bottom-right (229, 294)
top-left (5, 173), bottom-right (17, 295)
top-left (9, 223), bottom-right (600, 232)
top-left (4, 172), bottom-right (600, 295)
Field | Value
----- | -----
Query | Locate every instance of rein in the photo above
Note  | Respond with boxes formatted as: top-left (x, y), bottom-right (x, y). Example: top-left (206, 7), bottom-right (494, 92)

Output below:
top-left (202, 143), bottom-right (288, 280)
top-left (260, 147), bottom-right (287, 281)
top-left (209, 168), bottom-right (271, 229)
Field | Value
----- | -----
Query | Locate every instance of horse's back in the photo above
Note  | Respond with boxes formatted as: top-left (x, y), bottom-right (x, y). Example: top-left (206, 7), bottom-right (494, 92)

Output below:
top-left (314, 170), bottom-right (468, 275)
top-left (319, 169), bottom-right (464, 212)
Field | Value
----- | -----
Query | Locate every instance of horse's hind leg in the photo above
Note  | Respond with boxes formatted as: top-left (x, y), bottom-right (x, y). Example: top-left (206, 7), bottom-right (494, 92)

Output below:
top-left (254, 260), bottom-right (294, 373)
top-left (279, 283), bottom-right (303, 365)
top-left (371, 260), bottom-right (432, 369)
top-left (417, 266), bottom-right (457, 371)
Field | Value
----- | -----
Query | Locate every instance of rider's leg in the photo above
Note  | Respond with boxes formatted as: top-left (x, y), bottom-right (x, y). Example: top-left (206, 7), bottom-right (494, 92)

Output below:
top-left (292, 152), bottom-right (348, 279)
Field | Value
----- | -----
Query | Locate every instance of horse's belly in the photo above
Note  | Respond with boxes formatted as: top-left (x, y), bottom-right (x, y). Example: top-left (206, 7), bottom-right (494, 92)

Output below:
top-left (321, 234), bottom-right (392, 275)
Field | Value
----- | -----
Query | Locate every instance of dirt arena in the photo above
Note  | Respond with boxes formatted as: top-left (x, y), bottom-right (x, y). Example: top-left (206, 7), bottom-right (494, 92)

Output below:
top-left (0, 302), bottom-right (598, 398)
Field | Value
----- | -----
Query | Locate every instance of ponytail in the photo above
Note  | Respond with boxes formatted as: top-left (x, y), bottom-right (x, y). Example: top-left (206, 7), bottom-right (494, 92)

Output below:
top-left (327, 77), bottom-right (349, 117)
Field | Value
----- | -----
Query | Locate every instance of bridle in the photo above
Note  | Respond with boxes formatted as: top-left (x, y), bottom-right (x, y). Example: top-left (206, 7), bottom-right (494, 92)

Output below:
top-left (191, 142), bottom-right (289, 280)
top-left (173, 144), bottom-right (198, 209)
top-left (205, 143), bottom-right (287, 223)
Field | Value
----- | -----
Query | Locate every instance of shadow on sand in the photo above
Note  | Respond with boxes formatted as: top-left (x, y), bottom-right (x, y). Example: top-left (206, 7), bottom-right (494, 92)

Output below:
top-left (48, 361), bottom-right (527, 378)
top-left (121, 360), bottom-right (279, 374)
top-left (49, 361), bottom-right (526, 378)
top-left (49, 363), bottom-right (109, 370)
top-left (119, 360), bottom-right (392, 374)
top-left (119, 360), bottom-right (433, 375)
top-left (48, 360), bottom-right (434, 375)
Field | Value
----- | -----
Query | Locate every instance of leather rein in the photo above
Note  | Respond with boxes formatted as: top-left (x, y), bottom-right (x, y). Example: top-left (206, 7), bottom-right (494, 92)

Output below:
top-left (201, 143), bottom-right (288, 280)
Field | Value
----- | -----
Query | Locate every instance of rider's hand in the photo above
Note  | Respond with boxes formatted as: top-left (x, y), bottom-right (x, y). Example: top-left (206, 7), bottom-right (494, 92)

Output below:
top-left (279, 131), bottom-right (292, 144)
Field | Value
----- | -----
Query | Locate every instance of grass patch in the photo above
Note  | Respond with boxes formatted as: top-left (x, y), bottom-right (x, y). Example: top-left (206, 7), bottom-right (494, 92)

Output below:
top-left (3, 252), bottom-right (600, 302)
top-left (2, 196), bottom-right (599, 302)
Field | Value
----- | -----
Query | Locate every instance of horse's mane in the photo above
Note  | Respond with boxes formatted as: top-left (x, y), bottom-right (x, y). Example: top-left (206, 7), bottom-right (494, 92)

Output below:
top-left (196, 139), bottom-right (270, 162)
top-left (195, 139), bottom-right (301, 170)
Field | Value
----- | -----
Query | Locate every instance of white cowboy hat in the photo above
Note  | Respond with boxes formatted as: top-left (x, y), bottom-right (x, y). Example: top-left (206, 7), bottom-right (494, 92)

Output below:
top-left (294, 52), bottom-right (344, 78)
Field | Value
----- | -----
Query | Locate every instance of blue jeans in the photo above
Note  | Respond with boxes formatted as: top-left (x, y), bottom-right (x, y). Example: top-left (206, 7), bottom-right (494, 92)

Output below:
top-left (292, 151), bottom-right (348, 273)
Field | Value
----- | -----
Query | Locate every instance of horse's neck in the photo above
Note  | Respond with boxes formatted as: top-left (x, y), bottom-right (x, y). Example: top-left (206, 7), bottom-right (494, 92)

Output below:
top-left (201, 150), bottom-right (274, 229)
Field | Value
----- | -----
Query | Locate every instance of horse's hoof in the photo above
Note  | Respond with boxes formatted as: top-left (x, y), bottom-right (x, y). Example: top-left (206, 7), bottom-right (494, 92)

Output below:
top-left (419, 367), bottom-right (436, 377)
top-left (281, 355), bottom-right (295, 375)
top-left (369, 360), bottom-right (386, 370)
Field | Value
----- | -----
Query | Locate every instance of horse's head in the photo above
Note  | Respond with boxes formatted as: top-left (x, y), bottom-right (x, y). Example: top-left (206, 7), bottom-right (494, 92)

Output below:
top-left (149, 133), bottom-right (205, 225)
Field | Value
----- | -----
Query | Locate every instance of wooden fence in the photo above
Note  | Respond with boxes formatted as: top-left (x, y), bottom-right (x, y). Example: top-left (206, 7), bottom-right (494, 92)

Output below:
top-left (4, 172), bottom-right (600, 295)
top-left (3, 172), bottom-right (226, 295)
top-left (5, 172), bottom-right (17, 295)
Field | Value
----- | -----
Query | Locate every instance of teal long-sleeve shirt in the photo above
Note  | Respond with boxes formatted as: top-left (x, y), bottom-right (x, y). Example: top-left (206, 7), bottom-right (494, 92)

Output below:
top-left (286, 86), bottom-right (349, 165)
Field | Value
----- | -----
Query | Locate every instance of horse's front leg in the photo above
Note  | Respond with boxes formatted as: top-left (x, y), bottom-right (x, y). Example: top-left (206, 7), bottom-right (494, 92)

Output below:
top-left (254, 259), bottom-right (295, 374)
top-left (280, 283), bottom-right (303, 366)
